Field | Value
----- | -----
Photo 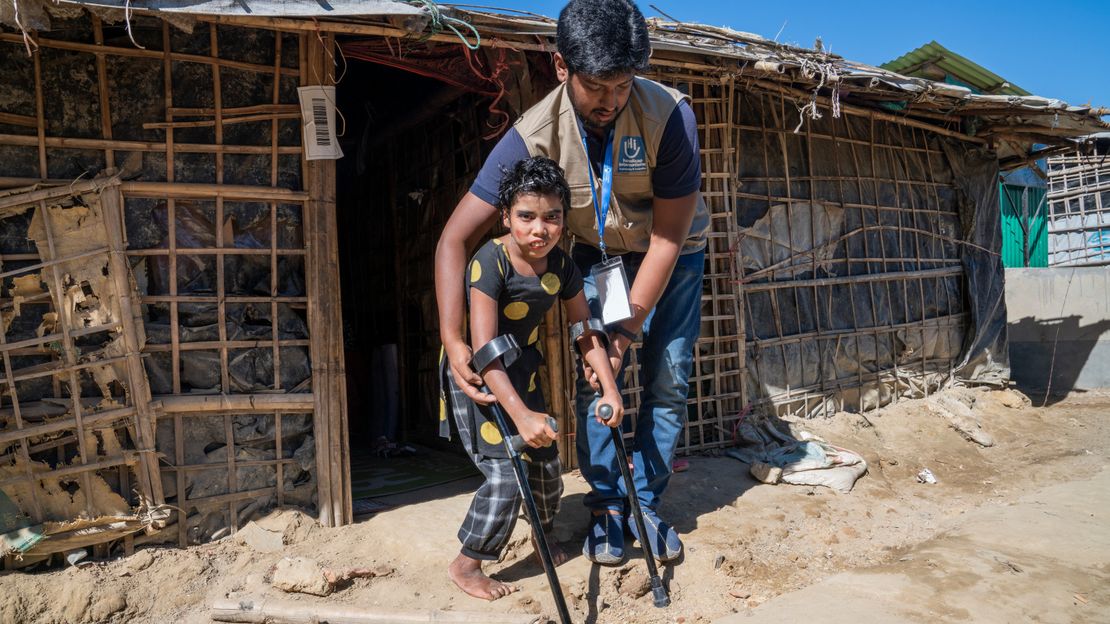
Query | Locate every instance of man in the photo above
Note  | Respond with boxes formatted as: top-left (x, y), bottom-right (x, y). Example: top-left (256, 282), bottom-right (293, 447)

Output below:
top-left (435, 0), bottom-right (707, 565)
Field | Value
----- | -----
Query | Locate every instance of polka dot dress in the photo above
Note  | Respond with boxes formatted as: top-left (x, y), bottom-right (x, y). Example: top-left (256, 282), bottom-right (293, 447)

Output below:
top-left (439, 238), bottom-right (583, 459)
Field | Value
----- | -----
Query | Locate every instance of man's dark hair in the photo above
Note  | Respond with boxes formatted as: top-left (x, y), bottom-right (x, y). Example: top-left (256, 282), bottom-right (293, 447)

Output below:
top-left (497, 157), bottom-right (572, 214)
top-left (557, 0), bottom-right (651, 78)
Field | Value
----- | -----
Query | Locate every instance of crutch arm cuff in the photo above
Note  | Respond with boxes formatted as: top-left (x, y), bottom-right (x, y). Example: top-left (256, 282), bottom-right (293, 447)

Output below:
top-left (471, 334), bottom-right (522, 374)
top-left (569, 318), bottom-right (609, 356)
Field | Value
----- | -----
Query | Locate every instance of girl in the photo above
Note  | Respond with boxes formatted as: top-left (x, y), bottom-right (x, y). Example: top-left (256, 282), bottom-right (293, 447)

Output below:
top-left (441, 156), bottom-right (623, 600)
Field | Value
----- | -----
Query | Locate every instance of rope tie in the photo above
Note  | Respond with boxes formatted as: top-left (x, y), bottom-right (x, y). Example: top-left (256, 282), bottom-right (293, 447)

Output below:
top-left (411, 0), bottom-right (481, 50)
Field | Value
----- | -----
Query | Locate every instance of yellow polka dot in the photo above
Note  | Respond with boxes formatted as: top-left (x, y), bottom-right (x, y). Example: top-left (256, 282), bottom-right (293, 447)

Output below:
top-left (439, 345), bottom-right (445, 365)
top-left (541, 273), bottom-right (561, 295)
top-left (528, 372), bottom-right (538, 392)
top-left (503, 301), bottom-right (529, 320)
top-left (521, 452), bottom-right (532, 463)
top-left (528, 326), bottom-right (539, 345)
top-left (439, 396), bottom-right (447, 421)
top-left (480, 421), bottom-right (503, 445)
top-left (470, 260), bottom-right (482, 283)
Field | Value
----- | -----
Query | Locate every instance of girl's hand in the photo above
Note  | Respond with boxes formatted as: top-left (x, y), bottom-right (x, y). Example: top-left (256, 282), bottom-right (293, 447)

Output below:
top-left (595, 395), bottom-right (624, 428)
top-left (585, 338), bottom-right (627, 390)
top-left (515, 410), bottom-right (558, 448)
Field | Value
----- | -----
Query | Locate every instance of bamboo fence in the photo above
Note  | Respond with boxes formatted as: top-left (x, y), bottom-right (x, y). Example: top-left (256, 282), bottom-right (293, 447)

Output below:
top-left (1046, 143), bottom-right (1110, 266)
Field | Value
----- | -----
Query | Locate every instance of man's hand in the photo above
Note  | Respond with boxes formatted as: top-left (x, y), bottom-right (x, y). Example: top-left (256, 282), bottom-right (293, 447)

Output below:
top-left (445, 339), bottom-right (496, 405)
top-left (514, 410), bottom-right (558, 448)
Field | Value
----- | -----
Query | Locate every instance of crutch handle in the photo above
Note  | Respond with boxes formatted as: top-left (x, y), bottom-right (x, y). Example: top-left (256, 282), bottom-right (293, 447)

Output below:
top-left (508, 416), bottom-right (559, 453)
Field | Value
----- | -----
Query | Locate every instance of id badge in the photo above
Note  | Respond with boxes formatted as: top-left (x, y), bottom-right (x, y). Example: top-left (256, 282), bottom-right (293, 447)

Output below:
top-left (590, 256), bottom-right (633, 325)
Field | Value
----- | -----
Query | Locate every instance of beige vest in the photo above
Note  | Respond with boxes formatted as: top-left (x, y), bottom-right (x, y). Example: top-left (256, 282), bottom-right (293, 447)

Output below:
top-left (514, 78), bottom-right (709, 255)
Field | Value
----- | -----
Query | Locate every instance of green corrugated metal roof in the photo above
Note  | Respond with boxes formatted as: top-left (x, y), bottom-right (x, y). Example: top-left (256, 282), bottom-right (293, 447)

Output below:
top-left (881, 41), bottom-right (1030, 97)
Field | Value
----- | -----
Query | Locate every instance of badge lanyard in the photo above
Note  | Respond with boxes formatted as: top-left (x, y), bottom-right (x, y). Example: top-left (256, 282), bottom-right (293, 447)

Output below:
top-left (579, 124), bottom-right (614, 260)
top-left (578, 121), bottom-right (633, 324)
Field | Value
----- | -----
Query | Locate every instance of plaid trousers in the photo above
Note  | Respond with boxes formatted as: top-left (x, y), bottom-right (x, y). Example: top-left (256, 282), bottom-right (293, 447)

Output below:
top-left (450, 377), bottom-right (563, 561)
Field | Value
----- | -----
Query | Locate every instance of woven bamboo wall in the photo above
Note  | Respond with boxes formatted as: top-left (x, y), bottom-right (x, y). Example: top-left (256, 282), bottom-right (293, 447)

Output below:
top-left (0, 15), bottom-right (349, 554)
top-left (732, 88), bottom-right (968, 418)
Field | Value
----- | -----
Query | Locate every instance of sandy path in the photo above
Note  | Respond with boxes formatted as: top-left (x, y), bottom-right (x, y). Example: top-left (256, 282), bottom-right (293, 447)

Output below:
top-left (718, 465), bottom-right (1110, 623)
top-left (0, 388), bottom-right (1106, 624)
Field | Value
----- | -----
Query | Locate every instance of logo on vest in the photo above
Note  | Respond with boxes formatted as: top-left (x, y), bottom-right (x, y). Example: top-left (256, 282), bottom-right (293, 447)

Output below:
top-left (616, 135), bottom-right (647, 173)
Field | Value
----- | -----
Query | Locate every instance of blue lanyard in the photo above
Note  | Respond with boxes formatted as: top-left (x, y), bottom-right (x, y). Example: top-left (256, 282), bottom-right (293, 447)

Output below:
top-left (579, 124), bottom-right (615, 259)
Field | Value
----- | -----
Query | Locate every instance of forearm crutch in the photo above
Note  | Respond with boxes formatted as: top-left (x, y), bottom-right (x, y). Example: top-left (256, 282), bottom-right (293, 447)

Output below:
top-left (471, 335), bottom-right (571, 624)
top-left (570, 319), bottom-right (670, 608)
top-left (598, 402), bottom-right (670, 608)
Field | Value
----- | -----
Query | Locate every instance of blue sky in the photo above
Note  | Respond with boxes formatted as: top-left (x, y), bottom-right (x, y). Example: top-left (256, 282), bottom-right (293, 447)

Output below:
top-left (461, 0), bottom-right (1109, 111)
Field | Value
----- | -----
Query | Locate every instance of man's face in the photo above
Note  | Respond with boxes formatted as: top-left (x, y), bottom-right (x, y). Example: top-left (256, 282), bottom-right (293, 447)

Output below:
top-left (555, 53), bottom-right (634, 129)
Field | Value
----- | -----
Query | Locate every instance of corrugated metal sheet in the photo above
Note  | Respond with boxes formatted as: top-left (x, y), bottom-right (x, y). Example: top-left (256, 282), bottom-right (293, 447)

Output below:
top-left (881, 40), bottom-right (1030, 96)
top-left (1001, 183), bottom-right (1048, 267)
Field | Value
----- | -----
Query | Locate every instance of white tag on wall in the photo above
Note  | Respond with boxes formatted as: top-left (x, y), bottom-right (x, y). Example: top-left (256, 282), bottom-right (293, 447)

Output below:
top-left (297, 85), bottom-right (344, 161)
top-left (591, 257), bottom-right (633, 325)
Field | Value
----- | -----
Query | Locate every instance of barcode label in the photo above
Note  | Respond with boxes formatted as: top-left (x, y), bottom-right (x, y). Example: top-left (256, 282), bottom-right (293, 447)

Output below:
top-left (297, 86), bottom-right (343, 161)
top-left (312, 98), bottom-right (330, 147)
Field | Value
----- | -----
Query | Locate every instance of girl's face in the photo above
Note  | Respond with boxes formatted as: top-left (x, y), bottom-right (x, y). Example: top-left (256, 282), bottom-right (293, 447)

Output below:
top-left (502, 192), bottom-right (565, 262)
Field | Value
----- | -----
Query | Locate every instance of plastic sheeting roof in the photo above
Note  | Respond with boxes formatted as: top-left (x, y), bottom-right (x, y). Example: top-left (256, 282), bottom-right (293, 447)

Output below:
top-left (58, 0), bottom-right (422, 17)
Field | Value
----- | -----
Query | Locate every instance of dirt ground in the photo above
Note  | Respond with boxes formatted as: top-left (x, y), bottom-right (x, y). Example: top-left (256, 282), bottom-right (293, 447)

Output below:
top-left (1, 386), bottom-right (1108, 624)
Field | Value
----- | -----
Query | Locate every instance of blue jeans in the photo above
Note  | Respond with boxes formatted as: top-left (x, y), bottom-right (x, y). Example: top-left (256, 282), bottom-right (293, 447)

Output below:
top-left (572, 245), bottom-right (704, 513)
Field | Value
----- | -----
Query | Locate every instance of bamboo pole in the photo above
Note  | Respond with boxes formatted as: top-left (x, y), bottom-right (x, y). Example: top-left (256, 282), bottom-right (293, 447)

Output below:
top-left (142, 112), bottom-right (300, 130)
top-left (120, 181), bottom-right (309, 201)
top-left (179, 486), bottom-right (275, 510)
top-left (0, 453), bottom-right (141, 490)
top-left (210, 597), bottom-right (545, 624)
top-left (162, 23), bottom-right (179, 397)
top-left (0, 405), bottom-right (135, 447)
top-left (0, 111), bottom-right (36, 127)
top-left (195, 13), bottom-right (551, 54)
top-left (92, 16), bottom-right (115, 170)
top-left (0, 354), bottom-right (131, 386)
top-left (0, 32), bottom-right (300, 77)
top-left (0, 247), bottom-right (109, 280)
top-left (208, 23), bottom-right (240, 532)
top-left (828, 101), bottom-right (866, 407)
top-left (100, 185), bottom-right (166, 509)
top-left (168, 104), bottom-right (299, 117)
top-left (143, 339), bottom-right (310, 352)
top-left (156, 393), bottom-right (314, 413)
top-left (0, 133), bottom-right (302, 155)
top-left (31, 37), bottom-right (46, 178)
top-left (174, 399), bottom-right (187, 546)
top-left (162, 457), bottom-right (297, 473)
top-left (270, 31), bottom-right (283, 410)
top-left (303, 32), bottom-right (350, 527)
top-left (141, 295), bottom-right (307, 304)
top-left (127, 247), bottom-right (305, 256)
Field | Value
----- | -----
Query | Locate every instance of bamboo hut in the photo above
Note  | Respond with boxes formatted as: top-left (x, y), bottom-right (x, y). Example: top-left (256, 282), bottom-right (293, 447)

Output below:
top-left (0, 0), bottom-right (1105, 565)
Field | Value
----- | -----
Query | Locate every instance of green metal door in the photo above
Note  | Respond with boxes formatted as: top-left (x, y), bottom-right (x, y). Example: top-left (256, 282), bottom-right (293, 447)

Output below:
top-left (1000, 183), bottom-right (1048, 267)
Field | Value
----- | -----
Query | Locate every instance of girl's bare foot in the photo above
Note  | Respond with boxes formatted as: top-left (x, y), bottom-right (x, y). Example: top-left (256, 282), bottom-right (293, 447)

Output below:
top-left (448, 553), bottom-right (517, 601)
top-left (531, 535), bottom-right (569, 566)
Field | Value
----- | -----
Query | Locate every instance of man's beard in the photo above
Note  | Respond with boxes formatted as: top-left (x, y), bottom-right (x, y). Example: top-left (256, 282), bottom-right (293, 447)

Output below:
top-left (567, 86), bottom-right (625, 130)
